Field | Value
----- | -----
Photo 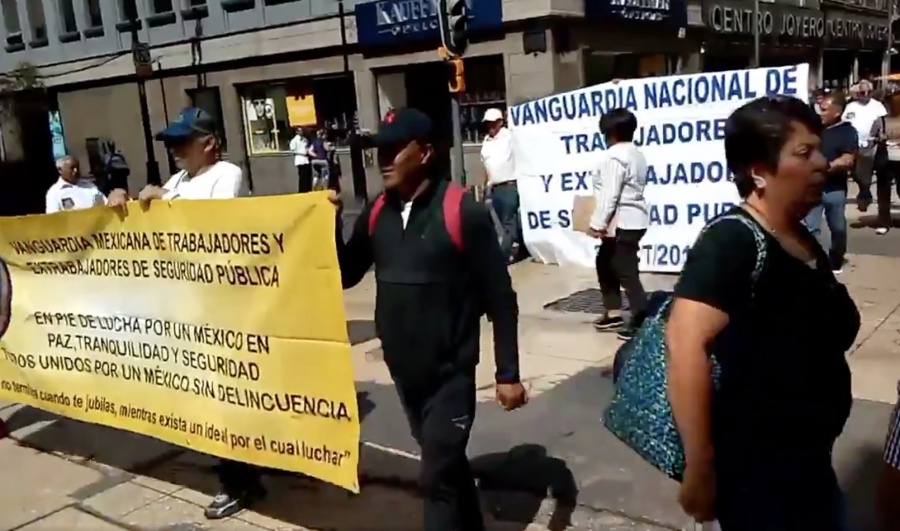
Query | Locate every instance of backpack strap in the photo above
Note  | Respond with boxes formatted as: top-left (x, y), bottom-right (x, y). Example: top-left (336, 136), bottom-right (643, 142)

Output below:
top-left (442, 183), bottom-right (466, 251)
top-left (368, 194), bottom-right (387, 236)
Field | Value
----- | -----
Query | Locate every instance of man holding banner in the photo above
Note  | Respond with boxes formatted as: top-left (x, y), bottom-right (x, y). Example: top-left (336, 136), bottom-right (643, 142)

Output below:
top-left (109, 107), bottom-right (261, 520)
top-left (333, 108), bottom-right (527, 531)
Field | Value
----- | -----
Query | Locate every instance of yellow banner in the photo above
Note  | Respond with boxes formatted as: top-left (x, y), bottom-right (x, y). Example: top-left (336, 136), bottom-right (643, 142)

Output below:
top-left (0, 192), bottom-right (360, 492)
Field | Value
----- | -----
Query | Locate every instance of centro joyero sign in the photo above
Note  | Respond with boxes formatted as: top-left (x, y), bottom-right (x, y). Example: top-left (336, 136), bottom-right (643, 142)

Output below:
top-left (707, 5), bottom-right (825, 38)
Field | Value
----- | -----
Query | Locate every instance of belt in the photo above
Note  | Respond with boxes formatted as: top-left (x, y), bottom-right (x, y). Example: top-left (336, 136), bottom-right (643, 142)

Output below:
top-left (491, 181), bottom-right (516, 187)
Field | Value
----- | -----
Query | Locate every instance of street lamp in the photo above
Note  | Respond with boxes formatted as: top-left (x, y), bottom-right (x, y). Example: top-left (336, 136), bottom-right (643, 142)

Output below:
top-left (127, 4), bottom-right (161, 186)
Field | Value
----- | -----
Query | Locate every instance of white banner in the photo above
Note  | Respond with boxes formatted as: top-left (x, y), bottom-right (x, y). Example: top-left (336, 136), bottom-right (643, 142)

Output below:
top-left (510, 64), bottom-right (809, 272)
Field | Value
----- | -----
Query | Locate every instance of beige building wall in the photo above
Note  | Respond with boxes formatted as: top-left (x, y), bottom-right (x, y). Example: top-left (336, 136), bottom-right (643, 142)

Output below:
top-left (57, 25), bottom-right (700, 199)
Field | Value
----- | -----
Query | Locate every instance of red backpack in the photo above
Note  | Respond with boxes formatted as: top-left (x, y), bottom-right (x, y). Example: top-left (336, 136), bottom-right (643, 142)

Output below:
top-left (367, 183), bottom-right (466, 250)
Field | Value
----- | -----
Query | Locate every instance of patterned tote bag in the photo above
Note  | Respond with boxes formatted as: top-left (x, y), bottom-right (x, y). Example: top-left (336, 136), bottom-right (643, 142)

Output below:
top-left (602, 212), bottom-right (767, 480)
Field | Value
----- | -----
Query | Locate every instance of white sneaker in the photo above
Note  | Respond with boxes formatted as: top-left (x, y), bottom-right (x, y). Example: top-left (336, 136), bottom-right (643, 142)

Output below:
top-left (877, 227), bottom-right (890, 235)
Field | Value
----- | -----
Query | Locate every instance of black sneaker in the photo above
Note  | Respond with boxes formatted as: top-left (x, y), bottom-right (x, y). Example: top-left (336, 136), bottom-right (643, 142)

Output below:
top-left (204, 485), bottom-right (266, 520)
top-left (593, 315), bottom-right (624, 331)
top-left (617, 327), bottom-right (637, 341)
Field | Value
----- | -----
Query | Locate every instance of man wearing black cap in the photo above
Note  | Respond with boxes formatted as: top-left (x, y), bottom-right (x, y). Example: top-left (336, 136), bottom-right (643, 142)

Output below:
top-left (332, 108), bottom-right (527, 531)
top-left (108, 107), bottom-right (262, 520)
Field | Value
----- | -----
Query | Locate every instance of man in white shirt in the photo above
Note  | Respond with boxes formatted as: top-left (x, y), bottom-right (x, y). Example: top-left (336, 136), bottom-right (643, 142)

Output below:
top-left (843, 79), bottom-right (887, 211)
top-left (107, 108), bottom-right (257, 520)
top-left (45, 155), bottom-right (106, 213)
top-left (480, 108), bottom-right (519, 258)
top-left (587, 108), bottom-right (649, 341)
top-left (289, 127), bottom-right (313, 193)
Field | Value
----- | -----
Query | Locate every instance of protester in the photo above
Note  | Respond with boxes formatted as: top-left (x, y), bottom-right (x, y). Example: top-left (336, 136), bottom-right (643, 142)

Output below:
top-left (289, 127), bottom-right (313, 193)
top-left (331, 108), bottom-right (527, 531)
top-left (588, 108), bottom-right (649, 341)
top-left (878, 395), bottom-right (900, 530)
top-left (665, 96), bottom-right (859, 529)
top-left (311, 128), bottom-right (330, 189)
top-left (107, 107), bottom-right (257, 520)
top-left (480, 108), bottom-right (520, 259)
top-left (45, 155), bottom-right (106, 213)
top-left (844, 79), bottom-right (888, 210)
top-left (870, 91), bottom-right (900, 234)
top-left (804, 90), bottom-right (857, 273)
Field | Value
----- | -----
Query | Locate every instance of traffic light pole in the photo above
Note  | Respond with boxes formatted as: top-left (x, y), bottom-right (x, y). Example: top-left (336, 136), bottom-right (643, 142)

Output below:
top-left (339, 0), bottom-right (369, 203)
top-left (129, 17), bottom-right (161, 186)
top-left (439, 0), bottom-right (468, 186)
top-left (450, 94), bottom-right (465, 186)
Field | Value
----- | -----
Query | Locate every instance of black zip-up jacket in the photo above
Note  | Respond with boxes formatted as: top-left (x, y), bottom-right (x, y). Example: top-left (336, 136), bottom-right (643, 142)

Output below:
top-left (336, 179), bottom-right (520, 386)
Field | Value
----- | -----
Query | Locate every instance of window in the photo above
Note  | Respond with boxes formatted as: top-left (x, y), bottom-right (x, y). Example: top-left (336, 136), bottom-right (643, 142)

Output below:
top-left (118, 0), bottom-right (137, 20)
top-left (151, 0), bottom-right (173, 13)
top-left (241, 75), bottom-right (358, 155)
top-left (26, 0), bottom-right (47, 42)
top-left (85, 0), bottom-right (102, 27)
top-left (57, 0), bottom-right (77, 33)
top-left (186, 0), bottom-right (206, 5)
top-left (263, 0), bottom-right (299, 5)
top-left (459, 56), bottom-right (506, 144)
top-left (2, 0), bottom-right (21, 35)
top-left (188, 86), bottom-right (227, 152)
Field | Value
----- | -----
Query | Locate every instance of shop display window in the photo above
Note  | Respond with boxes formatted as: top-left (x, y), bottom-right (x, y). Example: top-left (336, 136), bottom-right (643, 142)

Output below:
top-left (240, 75), bottom-right (358, 155)
top-left (459, 56), bottom-right (506, 144)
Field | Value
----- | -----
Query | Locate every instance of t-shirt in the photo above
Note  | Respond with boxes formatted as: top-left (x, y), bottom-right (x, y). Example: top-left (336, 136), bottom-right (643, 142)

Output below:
top-left (673, 208), bottom-right (859, 522)
top-left (480, 127), bottom-right (515, 185)
top-left (45, 178), bottom-right (106, 214)
top-left (162, 161), bottom-right (247, 200)
top-left (843, 99), bottom-right (887, 150)
top-left (819, 121), bottom-right (858, 191)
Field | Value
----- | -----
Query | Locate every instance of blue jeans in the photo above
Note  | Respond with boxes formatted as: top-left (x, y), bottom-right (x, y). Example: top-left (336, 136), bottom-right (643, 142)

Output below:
top-left (804, 189), bottom-right (847, 269)
top-left (489, 183), bottom-right (520, 256)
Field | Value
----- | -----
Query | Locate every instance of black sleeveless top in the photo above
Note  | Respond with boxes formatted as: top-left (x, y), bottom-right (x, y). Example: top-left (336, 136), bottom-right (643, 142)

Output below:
top-left (674, 208), bottom-right (860, 524)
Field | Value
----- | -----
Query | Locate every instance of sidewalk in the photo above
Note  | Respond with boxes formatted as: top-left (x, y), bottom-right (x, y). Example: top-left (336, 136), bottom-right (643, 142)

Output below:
top-left (1, 252), bottom-right (899, 530)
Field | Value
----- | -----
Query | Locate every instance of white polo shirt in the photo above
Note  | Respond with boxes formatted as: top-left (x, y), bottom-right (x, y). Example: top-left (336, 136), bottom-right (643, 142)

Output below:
top-left (480, 127), bottom-right (516, 186)
top-left (46, 178), bottom-right (106, 214)
top-left (162, 161), bottom-right (248, 200)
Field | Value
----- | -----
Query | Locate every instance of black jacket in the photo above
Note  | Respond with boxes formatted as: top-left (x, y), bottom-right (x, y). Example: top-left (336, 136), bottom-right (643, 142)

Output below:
top-left (336, 179), bottom-right (520, 386)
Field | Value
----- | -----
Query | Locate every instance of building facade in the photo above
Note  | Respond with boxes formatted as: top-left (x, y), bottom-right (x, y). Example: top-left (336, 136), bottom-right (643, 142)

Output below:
top-left (0, 0), bottom-right (701, 200)
top-left (0, 0), bottom-right (888, 203)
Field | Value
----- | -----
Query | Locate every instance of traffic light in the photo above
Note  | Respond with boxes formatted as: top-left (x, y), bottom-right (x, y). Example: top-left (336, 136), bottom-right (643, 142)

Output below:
top-left (447, 57), bottom-right (465, 94)
top-left (442, 0), bottom-right (468, 56)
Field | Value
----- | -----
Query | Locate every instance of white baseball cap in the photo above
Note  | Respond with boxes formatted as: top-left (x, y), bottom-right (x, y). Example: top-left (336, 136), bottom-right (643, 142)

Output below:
top-left (482, 108), bottom-right (504, 122)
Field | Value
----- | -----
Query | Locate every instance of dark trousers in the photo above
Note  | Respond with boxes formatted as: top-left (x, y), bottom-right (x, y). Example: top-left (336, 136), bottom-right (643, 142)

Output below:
top-left (855, 154), bottom-right (875, 204)
top-left (215, 459), bottom-right (261, 494)
top-left (595, 229), bottom-right (648, 323)
top-left (297, 164), bottom-right (313, 193)
top-left (395, 371), bottom-right (484, 531)
top-left (489, 182), bottom-right (520, 256)
top-left (877, 161), bottom-right (900, 227)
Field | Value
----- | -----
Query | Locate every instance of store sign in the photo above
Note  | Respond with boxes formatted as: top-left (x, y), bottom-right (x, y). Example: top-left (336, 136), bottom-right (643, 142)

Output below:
top-left (706, 4), bottom-right (826, 38)
top-left (586, 0), bottom-right (688, 25)
top-left (354, 0), bottom-right (503, 47)
top-left (825, 14), bottom-right (889, 42)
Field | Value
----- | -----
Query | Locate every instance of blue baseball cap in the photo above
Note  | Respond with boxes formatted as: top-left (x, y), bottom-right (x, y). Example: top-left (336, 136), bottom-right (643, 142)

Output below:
top-left (366, 108), bottom-right (434, 148)
top-left (155, 107), bottom-right (217, 141)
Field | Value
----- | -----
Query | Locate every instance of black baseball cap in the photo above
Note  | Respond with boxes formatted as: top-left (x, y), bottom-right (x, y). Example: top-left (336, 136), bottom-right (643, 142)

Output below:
top-left (155, 107), bottom-right (217, 141)
top-left (366, 108), bottom-right (434, 148)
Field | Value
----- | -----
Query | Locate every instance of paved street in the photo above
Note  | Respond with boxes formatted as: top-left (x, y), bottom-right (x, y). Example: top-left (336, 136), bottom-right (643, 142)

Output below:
top-left (2, 197), bottom-right (900, 530)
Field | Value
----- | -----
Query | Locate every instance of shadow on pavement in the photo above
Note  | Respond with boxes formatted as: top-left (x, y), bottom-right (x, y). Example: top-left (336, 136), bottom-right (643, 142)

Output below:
top-left (474, 444), bottom-right (578, 530)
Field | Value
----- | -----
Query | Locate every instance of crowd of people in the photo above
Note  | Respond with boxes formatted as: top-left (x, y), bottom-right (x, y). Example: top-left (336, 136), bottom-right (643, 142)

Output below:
top-left (15, 72), bottom-right (900, 530)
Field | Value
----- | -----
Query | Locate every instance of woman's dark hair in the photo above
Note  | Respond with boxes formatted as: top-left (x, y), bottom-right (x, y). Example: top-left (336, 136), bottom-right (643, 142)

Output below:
top-left (600, 108), bottom-right (638, 143)
top-left (724, 96), bottom-right (823, 198)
